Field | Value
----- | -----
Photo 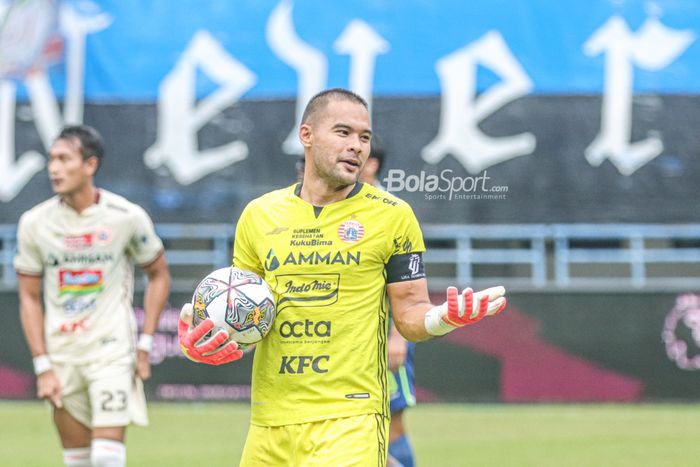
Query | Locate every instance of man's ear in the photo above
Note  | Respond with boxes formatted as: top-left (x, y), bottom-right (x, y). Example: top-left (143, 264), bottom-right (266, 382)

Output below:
top-left (85, 155), bottom-right (99, 176)
top-left (299, 124), bottom-right (313, 148)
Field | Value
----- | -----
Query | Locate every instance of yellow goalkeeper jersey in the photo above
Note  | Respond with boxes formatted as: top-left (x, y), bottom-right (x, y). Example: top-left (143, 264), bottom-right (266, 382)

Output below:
top-left (233, 182), bottom-right (426, 426)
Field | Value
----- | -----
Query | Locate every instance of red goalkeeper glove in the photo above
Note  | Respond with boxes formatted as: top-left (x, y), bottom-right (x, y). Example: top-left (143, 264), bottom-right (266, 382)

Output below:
top-left (424, 286), bottom-right (506, 337)
top-left (178, 303), bottom-right (243, 365)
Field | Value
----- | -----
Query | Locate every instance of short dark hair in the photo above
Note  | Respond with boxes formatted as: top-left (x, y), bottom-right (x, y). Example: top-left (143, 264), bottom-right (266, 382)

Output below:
top-left (56, 124), bottom-right (104, 170)
top-left (301, 88), bottom-right (368, 125)
top-left (369, 135), bottom-right (385, 173)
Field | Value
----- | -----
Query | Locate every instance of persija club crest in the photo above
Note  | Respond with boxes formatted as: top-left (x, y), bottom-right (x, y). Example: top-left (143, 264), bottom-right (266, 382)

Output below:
top-left (94, 226), bottom-right (113, 245)
top-left (338, 220), bottom-right (364, 243)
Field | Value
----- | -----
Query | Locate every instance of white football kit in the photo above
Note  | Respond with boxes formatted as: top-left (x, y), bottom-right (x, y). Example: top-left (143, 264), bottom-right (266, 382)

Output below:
top-left (14, 189), bottom-right (163, 427)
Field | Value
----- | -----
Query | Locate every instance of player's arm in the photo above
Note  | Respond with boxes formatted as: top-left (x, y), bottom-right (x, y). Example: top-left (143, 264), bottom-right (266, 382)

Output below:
top-left (136, 252), bottom-right (170, 379)
top-left (17, 273), bottom-right (62, 408)
top-left (387, 320), bottom-right (409, 371)
top-left (388, 278), bottom-right (506, 341)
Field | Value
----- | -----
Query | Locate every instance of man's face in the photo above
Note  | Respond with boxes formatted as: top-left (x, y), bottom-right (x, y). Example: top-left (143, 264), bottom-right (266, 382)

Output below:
top-left (47, 137), bottom-right (94, 196)
top-left (304, 99), bottom-right (372, 188)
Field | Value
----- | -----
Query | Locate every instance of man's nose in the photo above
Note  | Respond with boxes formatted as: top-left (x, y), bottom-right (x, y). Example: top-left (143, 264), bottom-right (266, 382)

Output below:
top-left (347, 134), bottom-right (362, 154)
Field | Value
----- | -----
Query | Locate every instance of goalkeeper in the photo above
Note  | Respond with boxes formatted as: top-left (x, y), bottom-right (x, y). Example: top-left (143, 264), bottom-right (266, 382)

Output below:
top-left (179, 88), bottom-right (506, 466)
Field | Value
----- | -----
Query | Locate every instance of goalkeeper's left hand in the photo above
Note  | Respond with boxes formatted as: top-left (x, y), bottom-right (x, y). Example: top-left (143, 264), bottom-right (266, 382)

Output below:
top-left (178, 303), bottom-right (243, 365)
top-left (424, 286), bottom-right (506, 337)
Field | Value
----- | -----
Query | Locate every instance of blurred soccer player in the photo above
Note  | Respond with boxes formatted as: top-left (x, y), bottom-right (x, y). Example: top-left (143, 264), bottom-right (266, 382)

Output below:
top-left (360, 140), bottom-right (416, 467)
top-left (15, 125), bottom-right (170, 467)
top-left (179, 88), bottom-right (506, 466)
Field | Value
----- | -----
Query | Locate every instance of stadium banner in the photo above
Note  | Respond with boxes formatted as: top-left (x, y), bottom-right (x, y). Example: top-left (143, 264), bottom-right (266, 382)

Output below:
top-left (2, 291), bottom-right (699, 402)
top-left (1, 1), bottom-right (700, 223)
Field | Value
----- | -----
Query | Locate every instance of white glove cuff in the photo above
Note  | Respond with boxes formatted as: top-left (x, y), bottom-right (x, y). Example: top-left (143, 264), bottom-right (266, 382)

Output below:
top-left (424, 303), bottom-right (454, 337)
top-left (33, 355), bottom-right (52, 375)
top-left (137, 333), bottom-right (154, 352)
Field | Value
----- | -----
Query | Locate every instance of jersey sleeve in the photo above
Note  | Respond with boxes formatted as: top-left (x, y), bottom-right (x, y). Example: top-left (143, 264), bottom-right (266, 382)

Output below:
top-left (13, 213), bottom-right (43, 276)
top-left (232, 203), bottom-right (264, 276)
top-left (385, 202), bottom-right (427, 283)
top-left (126, 205), bottom-right (164, 266)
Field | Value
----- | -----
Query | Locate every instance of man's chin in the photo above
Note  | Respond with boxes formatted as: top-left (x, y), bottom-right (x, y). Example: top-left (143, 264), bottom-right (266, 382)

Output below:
top-left (337, 175), bottom-right (360, 188)
top-left (51, 185), bottom-right (69, 196)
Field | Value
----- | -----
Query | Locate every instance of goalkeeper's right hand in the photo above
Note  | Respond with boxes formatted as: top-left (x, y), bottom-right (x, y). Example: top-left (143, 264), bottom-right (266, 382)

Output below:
top-left (178, 303), bottom-right (243, 365)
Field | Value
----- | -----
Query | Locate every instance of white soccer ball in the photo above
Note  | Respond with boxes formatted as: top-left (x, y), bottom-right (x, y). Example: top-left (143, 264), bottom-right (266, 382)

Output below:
top-left (191, 267), bottom-right (276, 344)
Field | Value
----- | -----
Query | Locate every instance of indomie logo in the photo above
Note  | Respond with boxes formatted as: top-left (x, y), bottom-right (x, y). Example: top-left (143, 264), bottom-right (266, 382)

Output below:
top-left (279, 355), bottom-right (330, 374)
top-left (279, 320), bottom-right (331, 338)
top-left (284, 279), bottom-right (333, 294)
top-left (282, 250), bottom-right (361, 266)
top-left (59, 269), bottom-right (104, 296)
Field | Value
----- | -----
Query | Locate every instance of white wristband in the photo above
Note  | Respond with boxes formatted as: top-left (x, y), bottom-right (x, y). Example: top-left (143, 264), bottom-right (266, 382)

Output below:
top-left (137, 334), bottom-right (154, 352)
top-left (33, 355), bottom-right (52, 375)
top-left (424, 304), bottom-right (454, 337)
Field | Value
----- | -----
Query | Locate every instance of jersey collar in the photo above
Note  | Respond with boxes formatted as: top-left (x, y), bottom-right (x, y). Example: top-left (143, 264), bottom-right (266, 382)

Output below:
top-left (294, 182), bottom-right (364, 219)
top-left (293, 182), bottom-right (364, 199)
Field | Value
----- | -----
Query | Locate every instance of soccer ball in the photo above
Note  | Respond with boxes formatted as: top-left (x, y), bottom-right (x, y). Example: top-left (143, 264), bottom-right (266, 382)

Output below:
top-left (191, 267), bottom-right (276, 345)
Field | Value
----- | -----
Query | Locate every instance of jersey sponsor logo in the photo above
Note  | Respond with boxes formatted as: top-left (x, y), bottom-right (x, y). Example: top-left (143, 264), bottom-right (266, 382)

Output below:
top-left (290, 238), bottom-right (333, 247)
top-left (266, 226), bottom-right (289, 236)
top-left (265, 249), bottom-right (280, 271)
top-left (393, 236), bottom-right (414, 254)
top-left (338, 220), bottom-right (364, 243)
top-left (63, 297), bottom-right (97, 315)
top-left (274, 273), bottom-right (339, 311)
top-left (63, 227), bottom-right (113, 250)
top-left (279, 319), bottom-right (331, 338)
top-left (283, 278), bottom-right (335, 294)
top-left (282, 250), bottom-right (361, 266)
top-left (64, 234), bottom-right (93, 250)
top-left (364, 192), bottom-right (399, 206)
top-left (289, 228), bottom-right (332, 246)
top-left (58, 269), bottom-right (104, 296)
top-left (47, 252), bottom-right (115, 267)
top-left (58, 317), bottom-right (89, 334)
top-left (278, 355), bottom-right (329, 374)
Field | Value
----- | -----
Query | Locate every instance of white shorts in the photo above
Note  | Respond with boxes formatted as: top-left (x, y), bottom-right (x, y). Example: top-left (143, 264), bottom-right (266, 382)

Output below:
top-left (52, 355), bottom-right (148, 428)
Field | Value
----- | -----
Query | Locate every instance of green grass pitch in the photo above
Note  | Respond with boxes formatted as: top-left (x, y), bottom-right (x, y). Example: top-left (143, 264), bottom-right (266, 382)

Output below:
top-left (3, 402), bottom-right (700, 466)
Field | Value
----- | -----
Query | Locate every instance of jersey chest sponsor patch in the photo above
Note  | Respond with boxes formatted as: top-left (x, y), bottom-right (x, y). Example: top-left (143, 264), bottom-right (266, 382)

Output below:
top-left (62, 226), bottom-right (113, 250)
top-left (59, 269), bottom-right (104, 296)
top-left (64, 233), bottom-right (93, 250)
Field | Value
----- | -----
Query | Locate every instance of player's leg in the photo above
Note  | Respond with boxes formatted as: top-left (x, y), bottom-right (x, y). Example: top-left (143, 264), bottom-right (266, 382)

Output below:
top-left (389, 410), bottom-right (414, 467)
top-left (51, 361), bottom-right (92, 466)
top-left (91, 427), bottom-right (127, 467)
top-left (87, 356), bottom-right (143, 467)
top-left (54, 408), bottom-right (92, 466)
top-left (387, 452), bottom-right (404, 467)
top-left (388, 345), bottom-right (416, 467)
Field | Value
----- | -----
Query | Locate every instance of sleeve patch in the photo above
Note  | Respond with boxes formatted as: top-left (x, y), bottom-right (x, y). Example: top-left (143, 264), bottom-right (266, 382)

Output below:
top-left (386, 252), bottom-right (426, 283)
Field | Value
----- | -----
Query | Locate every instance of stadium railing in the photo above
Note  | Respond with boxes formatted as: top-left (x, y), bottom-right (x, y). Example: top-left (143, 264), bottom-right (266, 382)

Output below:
top-left (1, 223), bottom-right (698, 293)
